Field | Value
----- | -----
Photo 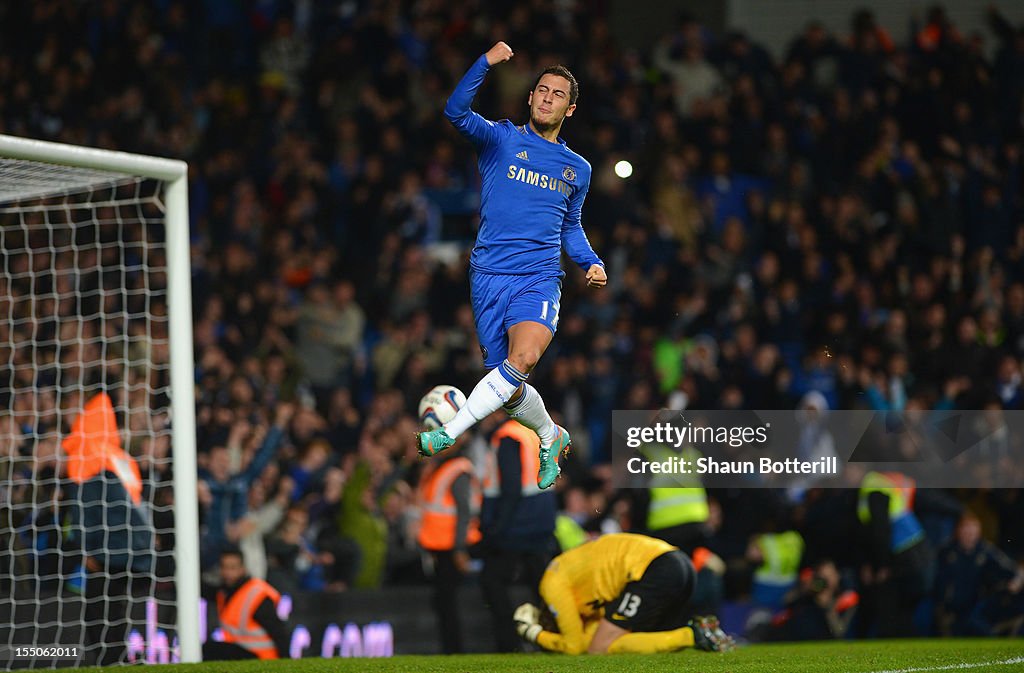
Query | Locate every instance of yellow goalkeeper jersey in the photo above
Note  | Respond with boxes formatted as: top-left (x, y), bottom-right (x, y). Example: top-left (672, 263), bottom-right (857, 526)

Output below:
top-left (545, 533), bottom-right (676, 618)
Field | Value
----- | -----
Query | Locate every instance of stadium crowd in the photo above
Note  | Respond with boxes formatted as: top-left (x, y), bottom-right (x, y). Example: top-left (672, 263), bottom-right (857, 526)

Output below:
top-left (2, 0), bottom-right (1023, 642)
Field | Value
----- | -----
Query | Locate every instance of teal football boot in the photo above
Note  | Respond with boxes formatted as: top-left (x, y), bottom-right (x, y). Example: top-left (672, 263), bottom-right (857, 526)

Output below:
top-left (537, 425), bottom-right (571, 489)
top-left (417, 427), bottom-right (456, 457)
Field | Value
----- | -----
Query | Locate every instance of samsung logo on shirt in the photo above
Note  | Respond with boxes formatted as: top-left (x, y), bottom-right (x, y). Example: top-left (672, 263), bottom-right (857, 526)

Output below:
top-left (506, 164), bottom-right (574, 196)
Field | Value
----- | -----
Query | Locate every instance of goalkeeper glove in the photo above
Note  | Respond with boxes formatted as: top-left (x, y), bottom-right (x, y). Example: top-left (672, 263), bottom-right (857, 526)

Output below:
top-left (514, 602), bottom-right (543, 643)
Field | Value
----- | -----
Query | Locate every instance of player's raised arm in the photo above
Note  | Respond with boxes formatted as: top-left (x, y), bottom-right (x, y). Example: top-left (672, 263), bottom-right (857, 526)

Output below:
top-left (444, 42), bottom-right (513, 148)
top-left (560, 168), bottom-right (607, 286)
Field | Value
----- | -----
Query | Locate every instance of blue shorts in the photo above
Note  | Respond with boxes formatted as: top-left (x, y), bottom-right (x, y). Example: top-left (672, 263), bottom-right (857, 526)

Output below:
top-left (470, 270), bottom-right (562, 369)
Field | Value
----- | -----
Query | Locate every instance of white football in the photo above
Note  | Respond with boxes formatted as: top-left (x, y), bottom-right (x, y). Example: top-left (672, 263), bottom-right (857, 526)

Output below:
top-left (418, 385), bottom-right (466, 430)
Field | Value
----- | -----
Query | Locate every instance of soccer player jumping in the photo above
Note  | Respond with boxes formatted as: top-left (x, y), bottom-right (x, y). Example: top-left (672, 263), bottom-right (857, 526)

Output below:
top-left (417, 42), bottom-right (606, 489)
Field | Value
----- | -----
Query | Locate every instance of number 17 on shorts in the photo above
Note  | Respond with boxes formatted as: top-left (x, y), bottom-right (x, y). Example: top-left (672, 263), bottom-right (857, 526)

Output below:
top-left (539, 299), bottom-right (560, 330)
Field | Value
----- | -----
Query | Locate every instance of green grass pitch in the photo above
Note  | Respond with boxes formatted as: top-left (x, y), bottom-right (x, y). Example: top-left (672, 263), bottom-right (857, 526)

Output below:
top-left (78, 640), bottom-right (1023, 673)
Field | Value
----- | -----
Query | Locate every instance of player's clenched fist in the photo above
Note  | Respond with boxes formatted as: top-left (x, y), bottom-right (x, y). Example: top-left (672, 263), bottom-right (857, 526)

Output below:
top-left (585, 264), bottom-right (607, 288)
top-left (485, 41), bottom-right (514, 66)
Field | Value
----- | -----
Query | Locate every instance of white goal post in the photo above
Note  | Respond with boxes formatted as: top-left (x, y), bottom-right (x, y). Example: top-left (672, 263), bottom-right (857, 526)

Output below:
top-left (0, 134), bottom-right (200, 665)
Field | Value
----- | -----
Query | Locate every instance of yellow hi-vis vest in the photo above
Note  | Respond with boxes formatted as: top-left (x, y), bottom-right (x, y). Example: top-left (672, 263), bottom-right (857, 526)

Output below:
top-left (554, 514), bottom-right (587, 552)
top-left (647, 487), bottom-right (709, 530)
top-left (643, 443), bottom-right (708, 531)
top-left (857, 471), bottom-right (925, 553)
top-left (753, 531), bottom-right (805, 587)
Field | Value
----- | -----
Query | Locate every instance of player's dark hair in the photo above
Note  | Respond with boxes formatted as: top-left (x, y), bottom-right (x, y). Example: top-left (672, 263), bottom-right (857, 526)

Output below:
top-left (534, 65), bottom-right (579, 105)
top-left (220, 544), bottom-right (244, 561)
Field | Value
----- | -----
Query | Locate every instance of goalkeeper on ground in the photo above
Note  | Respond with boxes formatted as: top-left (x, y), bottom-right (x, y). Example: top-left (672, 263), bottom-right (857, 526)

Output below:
top-left (514, 533), bottom-right (734, 655)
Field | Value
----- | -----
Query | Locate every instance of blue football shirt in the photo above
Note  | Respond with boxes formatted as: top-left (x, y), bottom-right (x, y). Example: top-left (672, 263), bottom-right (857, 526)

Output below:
top-left (445, 55), bottom-right (603, 277)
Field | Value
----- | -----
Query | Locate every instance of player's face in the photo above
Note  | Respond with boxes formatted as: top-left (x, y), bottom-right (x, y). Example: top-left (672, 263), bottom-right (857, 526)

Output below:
top-left (529, 74), bottom-right (575, 131)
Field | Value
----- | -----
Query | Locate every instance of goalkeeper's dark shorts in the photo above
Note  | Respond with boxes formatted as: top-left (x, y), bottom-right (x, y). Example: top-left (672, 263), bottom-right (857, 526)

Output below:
top-left (605, 550), bottom-right (695, 632)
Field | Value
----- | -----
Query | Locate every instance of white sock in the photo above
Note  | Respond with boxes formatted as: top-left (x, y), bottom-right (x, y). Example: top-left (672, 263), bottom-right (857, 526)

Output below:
top-left (504, 382), bottom-right (557, 447)
top-left (444, 361), bottom-right (524, 439)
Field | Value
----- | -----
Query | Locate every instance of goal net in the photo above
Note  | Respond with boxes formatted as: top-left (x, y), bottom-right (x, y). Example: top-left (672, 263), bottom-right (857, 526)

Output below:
top-left (0, 136), bottom-right (199, 669)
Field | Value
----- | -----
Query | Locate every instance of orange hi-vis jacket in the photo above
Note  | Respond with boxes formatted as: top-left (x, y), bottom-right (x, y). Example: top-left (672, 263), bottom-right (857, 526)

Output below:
top-left (216, 577), bottom-right (282, 660)
top-left (62, 392), bottom-right (142, 504)
top-left (482, 420), bottom-right (545, 497)
top-left (417, 456), bottom-right (482, 551)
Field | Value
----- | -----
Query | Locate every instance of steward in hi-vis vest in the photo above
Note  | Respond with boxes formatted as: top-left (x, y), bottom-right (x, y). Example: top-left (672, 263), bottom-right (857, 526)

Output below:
top-left (216, 579), bottom-right (282, 659)
top-left (416, 450), bottom-right (481, 654)
top-left (855, 470), bottom-right (933, 638)
top-left (857, 471), bottom-right (925, 554)
top-left (417, 455), bottom-right (482, 552)
top-left (62, 392), bottom-right (155, 667)
top-left (641, 444), bottom-right (709, 554)
top-left (480, 420), bottom-right (557, 550)
top-left (205, 546), bottom-right (290, 661)
top-left (749, 530), bottom-right (805, 609)
top-left (63, 392), bottom-right (151, 574)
